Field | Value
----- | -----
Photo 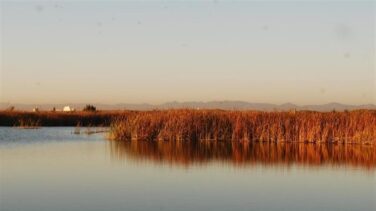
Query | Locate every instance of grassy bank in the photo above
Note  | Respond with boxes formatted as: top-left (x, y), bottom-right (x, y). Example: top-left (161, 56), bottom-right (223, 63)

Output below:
top-left (0, 111), bottom-right (132, 127)
top-left (110, 109), bottom-right (376, 144)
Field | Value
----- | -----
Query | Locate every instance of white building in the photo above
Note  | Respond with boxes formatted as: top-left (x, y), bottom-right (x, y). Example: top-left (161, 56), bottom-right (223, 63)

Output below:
top-left (63, 106), bottom-right (75, 112)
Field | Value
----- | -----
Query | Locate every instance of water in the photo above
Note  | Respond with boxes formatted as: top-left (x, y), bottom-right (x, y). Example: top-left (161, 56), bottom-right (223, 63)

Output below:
top-left (1, 127), bottom-right (375, 211)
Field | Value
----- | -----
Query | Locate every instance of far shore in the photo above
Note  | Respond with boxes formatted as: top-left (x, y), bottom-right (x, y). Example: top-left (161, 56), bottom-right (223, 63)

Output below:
top-left (0, 110), bottom-right (129, 127)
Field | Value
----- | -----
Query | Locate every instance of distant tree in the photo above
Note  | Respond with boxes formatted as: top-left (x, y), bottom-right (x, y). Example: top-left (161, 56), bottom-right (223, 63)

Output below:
top-left (6, 106), bottom-right (15, 111)
top-left (51, 107), bottom-right (56, 112)
top-left (83, 104), bottom-right (96, 112)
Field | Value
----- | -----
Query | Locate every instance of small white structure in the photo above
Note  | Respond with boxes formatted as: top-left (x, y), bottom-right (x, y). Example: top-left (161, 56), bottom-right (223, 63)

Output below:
top-left (63, 106), bottom-right (75, 112)
top-left (32, 107), bottom-right (39, 112)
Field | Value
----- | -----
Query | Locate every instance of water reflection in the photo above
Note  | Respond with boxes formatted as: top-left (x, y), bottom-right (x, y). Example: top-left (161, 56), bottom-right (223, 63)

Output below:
top-left (109, 140), bottom-right (376, 169)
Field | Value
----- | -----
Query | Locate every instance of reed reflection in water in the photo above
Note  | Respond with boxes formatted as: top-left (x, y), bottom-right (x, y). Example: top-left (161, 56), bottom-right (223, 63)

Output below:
top-left (108, 140), bottom-right (376, 169)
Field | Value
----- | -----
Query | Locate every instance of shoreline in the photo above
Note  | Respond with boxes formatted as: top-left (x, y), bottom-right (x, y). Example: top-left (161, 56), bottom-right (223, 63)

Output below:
top-left (0, 110), bottom-right (129, 127)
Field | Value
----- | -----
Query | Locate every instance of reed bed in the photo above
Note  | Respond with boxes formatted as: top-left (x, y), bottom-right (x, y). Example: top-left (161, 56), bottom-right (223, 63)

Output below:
top-left (110, 109), bottom-right (376, 144)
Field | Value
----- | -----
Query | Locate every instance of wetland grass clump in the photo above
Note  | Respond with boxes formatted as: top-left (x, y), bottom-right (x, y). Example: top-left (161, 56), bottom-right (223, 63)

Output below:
top-left (16, 118), bottom-right (41, 129)
top-left (110, 109), bottom-right (376, 144)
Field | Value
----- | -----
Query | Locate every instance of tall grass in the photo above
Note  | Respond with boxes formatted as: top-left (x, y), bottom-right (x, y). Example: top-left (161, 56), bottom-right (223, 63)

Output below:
top-left (110, 109), bottom-right (376, 144)
top-left (16, 118), bottom-right (41, 129)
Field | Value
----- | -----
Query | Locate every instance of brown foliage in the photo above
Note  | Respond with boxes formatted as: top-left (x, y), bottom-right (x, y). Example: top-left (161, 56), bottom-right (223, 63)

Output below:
top-left (110, 109), bottom-right (376, 144)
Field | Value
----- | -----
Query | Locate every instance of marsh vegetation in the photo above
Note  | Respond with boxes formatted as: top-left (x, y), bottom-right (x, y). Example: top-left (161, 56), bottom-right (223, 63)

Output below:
top-left (110, 109), bottom-right (376, 144)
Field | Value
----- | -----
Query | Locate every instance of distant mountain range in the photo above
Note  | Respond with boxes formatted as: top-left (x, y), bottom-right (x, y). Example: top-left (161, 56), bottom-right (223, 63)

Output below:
top-left (1, 101), bottom-right (375, 112)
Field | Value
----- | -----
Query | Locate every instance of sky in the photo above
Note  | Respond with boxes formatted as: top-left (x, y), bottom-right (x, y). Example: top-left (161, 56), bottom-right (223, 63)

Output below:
top-left (0, 0), bottom-right (375, 105)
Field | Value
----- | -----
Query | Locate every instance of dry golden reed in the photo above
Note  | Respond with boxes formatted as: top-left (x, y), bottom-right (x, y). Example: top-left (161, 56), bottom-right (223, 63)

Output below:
top-left (110, 109), bottom-right (376, 144)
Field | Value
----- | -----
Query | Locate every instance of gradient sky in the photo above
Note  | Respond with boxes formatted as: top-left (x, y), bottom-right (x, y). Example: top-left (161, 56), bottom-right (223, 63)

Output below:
top-left (1, 0), bottom-right (375, 105)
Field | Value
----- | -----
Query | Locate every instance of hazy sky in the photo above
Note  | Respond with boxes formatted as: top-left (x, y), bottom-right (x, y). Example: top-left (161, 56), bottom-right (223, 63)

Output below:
top-left (1, 0), bottom-right (375, 105)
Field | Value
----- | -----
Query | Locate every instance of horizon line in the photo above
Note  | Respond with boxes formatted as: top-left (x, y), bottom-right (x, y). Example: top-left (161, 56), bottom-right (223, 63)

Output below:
top-left (1, 101), bottom-right (375, 107)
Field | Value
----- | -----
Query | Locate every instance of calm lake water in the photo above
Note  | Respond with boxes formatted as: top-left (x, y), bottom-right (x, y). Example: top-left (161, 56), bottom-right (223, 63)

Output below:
top-left (1, 127), bottom-right (375, 211)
